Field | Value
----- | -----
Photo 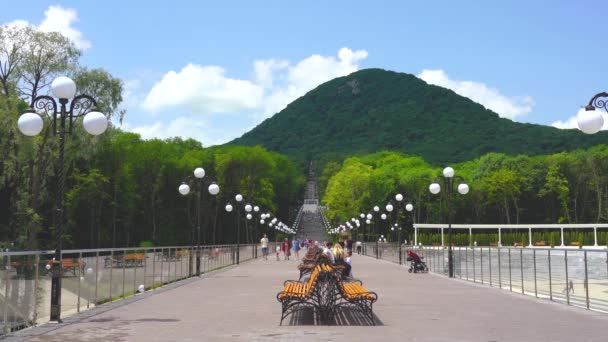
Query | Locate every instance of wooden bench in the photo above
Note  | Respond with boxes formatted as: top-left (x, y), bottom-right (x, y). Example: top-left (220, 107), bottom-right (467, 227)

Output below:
top-left (323, 264), bottom-right (377, 324)
top-left (124, 253), bottom-right (146, 267)
top-left (489, 242), bottom-right (498, 247)
top-left (534, 241), bottom-right (546, 246)
top-left (570, 241), bottom-right (582, 247)
top-left (513, 242), bottom-right (523, 247)
top-left (277, 265), bottom-right (323, 325)
top-left (46, 259), bottom-right (85, 276)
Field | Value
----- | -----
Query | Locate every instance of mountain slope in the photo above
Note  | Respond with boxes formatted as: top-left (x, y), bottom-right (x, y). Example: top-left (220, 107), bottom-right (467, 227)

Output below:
top-left (231, 68), bottom-right (607, 164)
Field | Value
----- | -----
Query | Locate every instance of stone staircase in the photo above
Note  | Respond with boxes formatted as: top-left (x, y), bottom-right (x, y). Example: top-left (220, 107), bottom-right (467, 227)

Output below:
top-left (295, 162), bottom-right (327, 242)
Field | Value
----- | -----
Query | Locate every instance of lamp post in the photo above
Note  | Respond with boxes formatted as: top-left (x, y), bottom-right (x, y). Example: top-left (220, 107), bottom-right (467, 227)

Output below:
top-left (576, 92), bottom-right (607, 134)
top-left (429, 167), bottom-right (469, 278)
top-left (365, 213), bottom-right (372, 242)
top-left (178, 171), bottom-right (219, 277)
top-left (17, 76), bottom-right (108, 322)
top-left (225, 194), bottom-right (243, 264)
top-left (395, 193), bottom-right (415, 243)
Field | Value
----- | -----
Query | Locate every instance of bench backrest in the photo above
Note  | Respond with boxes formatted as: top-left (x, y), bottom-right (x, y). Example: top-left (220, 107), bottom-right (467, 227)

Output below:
top-left (305, 266), bottom-right (324, 296)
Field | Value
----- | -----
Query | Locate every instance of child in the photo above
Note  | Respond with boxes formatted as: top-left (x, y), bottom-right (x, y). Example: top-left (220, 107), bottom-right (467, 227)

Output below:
top-left (276, 246), bottom-right (281, 261)
top-left (345, 251), bottom-right (352, 266)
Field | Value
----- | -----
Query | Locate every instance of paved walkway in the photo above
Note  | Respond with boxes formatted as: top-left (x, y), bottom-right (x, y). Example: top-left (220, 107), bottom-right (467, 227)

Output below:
top-left (9, 253), bottom-right (608, 341)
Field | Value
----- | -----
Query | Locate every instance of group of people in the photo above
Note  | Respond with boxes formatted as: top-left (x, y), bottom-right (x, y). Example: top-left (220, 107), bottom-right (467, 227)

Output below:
top-left (258, 236), bottom-right (354, 278)
top-left (322, 241), bottom-right (352, 278)
top-left (259, 234), bottom-right (309, 261)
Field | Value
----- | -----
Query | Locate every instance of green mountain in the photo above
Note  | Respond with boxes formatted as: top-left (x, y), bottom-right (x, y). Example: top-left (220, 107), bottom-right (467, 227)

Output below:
top-left (231, 68), bottom-right (607, 164)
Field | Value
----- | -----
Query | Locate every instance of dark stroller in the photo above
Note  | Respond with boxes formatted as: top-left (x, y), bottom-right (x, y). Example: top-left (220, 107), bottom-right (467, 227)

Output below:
top-left (406, 250), bottom-right (428, 273)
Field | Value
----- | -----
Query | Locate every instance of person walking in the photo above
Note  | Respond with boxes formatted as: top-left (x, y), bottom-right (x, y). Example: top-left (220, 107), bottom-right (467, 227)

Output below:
top-left (292, 237), bottom-right (300, 260)
top-left (260, 234), bottom-right (269, 260)
top-left (281, 238), bottom-right (291, 260)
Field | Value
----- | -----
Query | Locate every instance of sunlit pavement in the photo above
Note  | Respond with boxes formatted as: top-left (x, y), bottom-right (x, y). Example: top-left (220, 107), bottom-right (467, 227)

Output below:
top-left (7, 253), bottom-right (608, 341)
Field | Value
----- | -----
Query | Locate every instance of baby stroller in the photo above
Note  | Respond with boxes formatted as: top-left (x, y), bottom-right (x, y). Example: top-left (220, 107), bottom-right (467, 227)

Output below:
top-left (406, 250), bottom-right (428, 273)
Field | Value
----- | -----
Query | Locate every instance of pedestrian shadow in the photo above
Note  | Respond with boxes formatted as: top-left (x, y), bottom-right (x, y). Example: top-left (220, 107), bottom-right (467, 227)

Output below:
top-left (286, 307), bottom-right (383, 326)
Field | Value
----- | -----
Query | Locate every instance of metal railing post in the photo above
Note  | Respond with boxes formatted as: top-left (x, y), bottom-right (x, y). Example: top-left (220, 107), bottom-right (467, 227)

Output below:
top-left (122, 250), bottom-right (126, 299)
top-left (166, 248), bottom-right (171, 284)
top-left (465, 246), bottom-right (468, 280)
top-left (33, 254), bottom-right (40, 324)
top-left (142, 248), bottom-right (147, 291)
top-left (548, 249), bottom-right (553, 301)
top-left (77, 252), bottom-right (82, 312)
top-left (109, 250), bottom-right (113, 301)
top-left (508, 248), bottom-right (512, 292)
top-left (94, 251), bottom-right (99, 306)
top-left (480, 247), bottom-right (483, 284)
top-left (152, 248), bottom-right (157, 289)
top-left (4, 255), bottom-right (10, 334)
top-left (488, 248), bottom-right (492, 286)
top-left (498, 248), bottom-right (502, 289)
top-left (472, 247), bottom-right (476, 282)
top-left (565, 250), bottom-right (570, 305)
top-left (174, 248), bottom-right (178, 281)
top-left (584, 251), bottom-right (589, 309)
top-left (533, 249), bottom-right (537, 298)
top-left (520, 249), bottom-right (524, 294)
top-left (133, 250), bottom-right (138, 295)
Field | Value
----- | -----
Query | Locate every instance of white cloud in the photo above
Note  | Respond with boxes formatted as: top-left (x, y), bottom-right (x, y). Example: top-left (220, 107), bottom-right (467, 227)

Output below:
top-left (143, 64), bottom-right (264, 114)
top-left (417, 69), bottom-right (534, 120)
top-left (38, 6), bottom-right (91, 50)
top-left (141, 47), bottom-right (368, 119)
top-left (3, 6), bottom-right (90, 50)
top-left (125, 116), bottom-right (211, 143)
top-left (131, 47), bottom-right (369, 145)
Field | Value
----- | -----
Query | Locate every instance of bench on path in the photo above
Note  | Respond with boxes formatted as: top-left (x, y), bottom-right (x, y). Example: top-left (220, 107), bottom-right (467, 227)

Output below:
top-left (278, 248), bottom-right (378, 325)
top-left (322, 264), bottom-right (377, 324)
top-left (534, 241), bottom-right (546, 246)
top-left (45, 259), bottom-right (85, 276)
top-left (104, 253), bottom-right (146, 268)
top-left (277, 265), bottom-right (324, 325)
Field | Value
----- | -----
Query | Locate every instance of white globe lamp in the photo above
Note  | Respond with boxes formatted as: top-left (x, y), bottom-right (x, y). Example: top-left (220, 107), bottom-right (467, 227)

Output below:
top-left (577, 107), bottom-right (604, 134)
top-left (51, 76), bottom-right (77, 99)
top-left (194, 167), bottom-right (205, 178)
top-left (18, 112), bottom-right (44, 136)
top-left (178, 184), bottom-right (190, 195)
top-left (83, 111), bottom-right (108, 135)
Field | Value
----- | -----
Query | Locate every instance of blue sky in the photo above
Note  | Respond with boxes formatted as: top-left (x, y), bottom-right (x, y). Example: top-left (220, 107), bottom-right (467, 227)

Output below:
top-left (2, 1), bottom-right (607, 145)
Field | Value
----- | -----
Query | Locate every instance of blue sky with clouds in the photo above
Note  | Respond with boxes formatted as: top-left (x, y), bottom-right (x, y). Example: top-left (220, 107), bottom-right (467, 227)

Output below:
top-left (2, 1), bottom-right (607, 145)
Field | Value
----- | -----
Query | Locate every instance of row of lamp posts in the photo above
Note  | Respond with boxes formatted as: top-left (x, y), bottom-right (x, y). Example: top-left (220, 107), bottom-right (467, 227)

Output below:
top-left (15, 70), bottom-right (607, 324)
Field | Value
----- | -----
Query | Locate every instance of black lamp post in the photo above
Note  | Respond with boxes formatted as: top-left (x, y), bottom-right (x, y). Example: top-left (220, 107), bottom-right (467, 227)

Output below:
top-left (576, 92), bottom-right (607, 134)
top-left (394, 194), bottom-right (415, 243)
top-left (429, 167), bottom-right (469, 278)
top-left (225, 194), bottom-right (243, 264)
top-left (178, 170), bottom-right (219, 277)
top-left (17, 76), bottom-right (108, 322)
top-left (365, 213), bottom-right (372, 242)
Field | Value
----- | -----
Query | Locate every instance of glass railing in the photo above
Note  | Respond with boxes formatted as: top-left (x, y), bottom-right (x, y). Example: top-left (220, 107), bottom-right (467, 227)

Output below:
top-left (0, 244), bottom-right (259, 334)
top-left (361, 243), bottom-right (608, 314)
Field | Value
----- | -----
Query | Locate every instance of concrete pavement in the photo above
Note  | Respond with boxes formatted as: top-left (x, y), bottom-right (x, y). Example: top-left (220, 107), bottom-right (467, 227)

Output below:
top-left (8, 253), bottom-right (608, 341)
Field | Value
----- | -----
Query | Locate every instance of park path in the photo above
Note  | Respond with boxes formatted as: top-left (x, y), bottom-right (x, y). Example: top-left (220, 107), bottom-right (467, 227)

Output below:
top-left (9, 253), bottom-right (608, 341)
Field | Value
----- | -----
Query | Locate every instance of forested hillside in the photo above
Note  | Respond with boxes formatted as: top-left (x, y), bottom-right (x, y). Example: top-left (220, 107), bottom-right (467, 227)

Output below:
top-left (233, 69), bottom-right (607, 165)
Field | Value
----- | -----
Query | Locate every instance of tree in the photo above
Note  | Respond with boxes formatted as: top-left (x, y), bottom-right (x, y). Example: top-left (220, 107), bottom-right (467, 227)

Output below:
top-left (0, 25), bottom-right (27, 96)
top-left (18, 29), bottom-right (80, 102)
top-left (73, 67), bottom-right (125, 121)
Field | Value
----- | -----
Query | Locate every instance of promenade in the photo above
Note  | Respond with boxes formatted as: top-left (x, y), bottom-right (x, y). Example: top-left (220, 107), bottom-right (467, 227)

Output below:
top-left (8, 253), bottom-right (608, 341)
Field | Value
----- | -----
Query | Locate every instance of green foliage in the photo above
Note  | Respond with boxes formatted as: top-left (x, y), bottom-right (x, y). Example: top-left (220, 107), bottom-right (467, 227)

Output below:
top-left (321, 148), bottom-right (608, 240)
top-left (139, 240), bottom-right (154, 248)
top-left (232, 68), bottom-right (608, 165)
